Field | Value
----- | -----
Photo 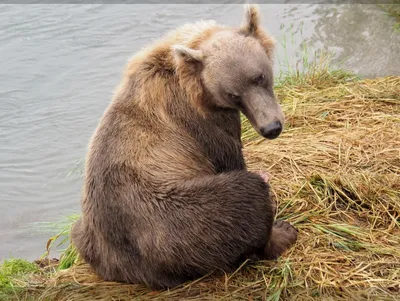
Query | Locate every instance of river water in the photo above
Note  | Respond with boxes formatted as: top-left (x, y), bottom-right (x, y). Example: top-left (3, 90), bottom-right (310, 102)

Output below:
top-left (0, 4), bottom-right (399, 261)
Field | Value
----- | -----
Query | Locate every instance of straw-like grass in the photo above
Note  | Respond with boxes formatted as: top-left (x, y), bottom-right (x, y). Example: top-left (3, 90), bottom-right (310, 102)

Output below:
top-left (2, 63), bottom-right (399, 300)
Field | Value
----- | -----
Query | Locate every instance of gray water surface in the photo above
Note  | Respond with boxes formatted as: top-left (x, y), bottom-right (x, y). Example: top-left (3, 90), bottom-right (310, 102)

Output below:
top-left (0, 4), bottom-right (399, 261)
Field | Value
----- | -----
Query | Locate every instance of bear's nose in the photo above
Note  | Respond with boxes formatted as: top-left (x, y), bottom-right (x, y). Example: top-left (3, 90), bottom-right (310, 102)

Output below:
top-left (260, 121), bottom-right (282, 140)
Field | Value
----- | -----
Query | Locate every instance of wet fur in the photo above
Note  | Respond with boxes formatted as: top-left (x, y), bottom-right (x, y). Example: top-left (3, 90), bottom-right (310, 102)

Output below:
top-left (71, 5), bottom-right (297, 290)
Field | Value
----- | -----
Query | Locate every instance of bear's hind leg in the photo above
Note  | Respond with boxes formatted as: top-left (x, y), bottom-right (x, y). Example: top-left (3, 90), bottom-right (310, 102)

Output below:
top-left (139, 170), bottom-right (274, 289)
top-left (263, 220), bottom-right (298, 260)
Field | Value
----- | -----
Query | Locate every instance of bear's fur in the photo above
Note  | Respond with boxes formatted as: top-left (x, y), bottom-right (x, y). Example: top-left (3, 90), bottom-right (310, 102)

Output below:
top-left (71, 5), bottom-right (297, 290)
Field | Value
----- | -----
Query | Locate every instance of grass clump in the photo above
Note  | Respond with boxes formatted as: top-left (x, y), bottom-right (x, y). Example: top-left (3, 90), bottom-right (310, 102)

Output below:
top-left (0, 258), bottom-right (39, 300)
top-left (2, 53), bottom-right (400, 300)
top-left (37, 214), bottom-right (80, 270)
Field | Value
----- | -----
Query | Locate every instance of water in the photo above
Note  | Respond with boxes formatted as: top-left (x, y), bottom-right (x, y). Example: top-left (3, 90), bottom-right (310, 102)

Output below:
top-left (0, 4), bottom-right (399, 261)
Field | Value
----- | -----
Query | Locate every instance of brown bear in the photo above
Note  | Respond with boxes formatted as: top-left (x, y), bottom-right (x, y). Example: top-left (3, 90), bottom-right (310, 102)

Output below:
top-left (71, 4), bottom-right (297, 290)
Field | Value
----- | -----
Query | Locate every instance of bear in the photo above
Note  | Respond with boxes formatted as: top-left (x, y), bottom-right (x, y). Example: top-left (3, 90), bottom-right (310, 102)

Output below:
top-left (71, 4), bottom-right (297, 290)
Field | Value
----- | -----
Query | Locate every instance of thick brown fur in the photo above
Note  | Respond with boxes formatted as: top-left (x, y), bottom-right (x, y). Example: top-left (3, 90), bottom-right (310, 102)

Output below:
top-left (71, 5), bottom-right (297, 290)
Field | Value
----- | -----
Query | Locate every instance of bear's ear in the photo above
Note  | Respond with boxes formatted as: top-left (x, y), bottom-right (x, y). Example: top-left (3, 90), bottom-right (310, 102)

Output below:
top-left (240, 4), bottom-right (260, 36)
top-left (240, 4), bottom-right (275, 61)
top-left (172, 45), bottom-right (204, 64)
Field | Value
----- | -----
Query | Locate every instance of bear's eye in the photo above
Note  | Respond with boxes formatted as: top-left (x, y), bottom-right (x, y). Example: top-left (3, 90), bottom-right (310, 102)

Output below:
top-left (228, 93), bottom-right (241, 103)
top-left (254, 74), bottom-right (265, 85)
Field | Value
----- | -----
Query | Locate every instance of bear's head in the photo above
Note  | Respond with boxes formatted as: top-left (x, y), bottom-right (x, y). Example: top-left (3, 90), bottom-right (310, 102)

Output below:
top-left (173, 5), bottom-right (284, 140)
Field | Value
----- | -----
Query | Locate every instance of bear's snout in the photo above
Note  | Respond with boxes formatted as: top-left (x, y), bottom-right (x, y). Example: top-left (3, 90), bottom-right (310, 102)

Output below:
top-left (260, 120), bottom-right (282, 140)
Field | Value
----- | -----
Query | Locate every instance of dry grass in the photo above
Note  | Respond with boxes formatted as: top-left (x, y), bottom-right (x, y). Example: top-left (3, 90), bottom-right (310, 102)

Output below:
top-left (4, 73), bottom-right (400, 300)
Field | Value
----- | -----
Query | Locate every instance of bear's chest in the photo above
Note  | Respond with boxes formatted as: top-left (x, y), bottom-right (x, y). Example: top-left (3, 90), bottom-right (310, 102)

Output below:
top-left (183, 110), bottom-right (246, 173)
top-left (202, 131), bottom-right (245, 173)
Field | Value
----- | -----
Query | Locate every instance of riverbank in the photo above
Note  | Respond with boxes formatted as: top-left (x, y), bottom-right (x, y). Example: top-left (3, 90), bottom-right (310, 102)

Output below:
top-left (1, 64), bottom-right (399, 300)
